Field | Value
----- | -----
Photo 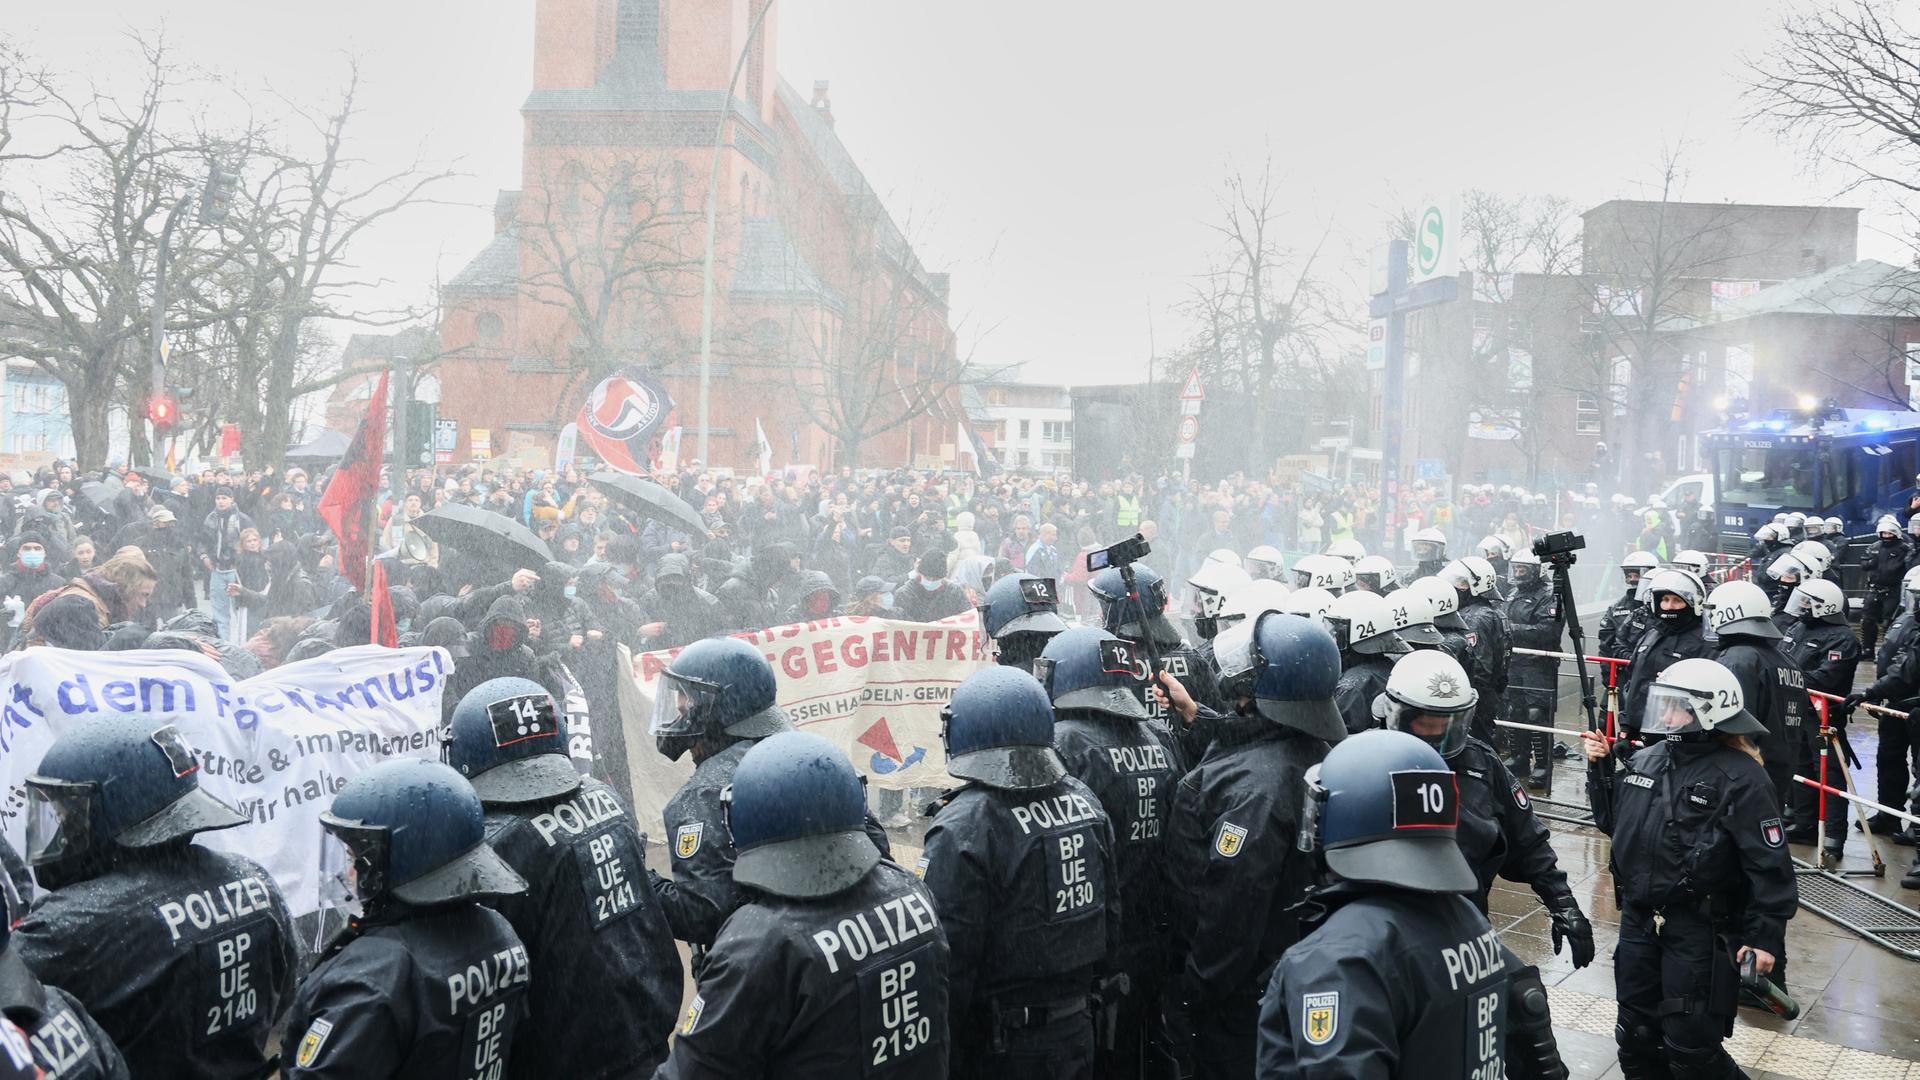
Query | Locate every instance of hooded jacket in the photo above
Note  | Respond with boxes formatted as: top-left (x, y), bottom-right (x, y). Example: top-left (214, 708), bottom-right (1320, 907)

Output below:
top-left (443, 596), bottom-right (569, 724)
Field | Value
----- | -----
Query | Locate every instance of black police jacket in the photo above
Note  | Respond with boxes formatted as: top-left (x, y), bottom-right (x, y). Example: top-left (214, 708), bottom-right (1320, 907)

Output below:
top-left (1333, 655), bottom-right (1392, 735)
top-left (1053, 713), bottom-right (1182, 943)
top-left (1167, 718), bottom-right (1329, 1006)
top-left (1257, 886), bottom-right (1525, 1078)
top-left (484, 777), bottom-right (682, 1079)
top-left (1714, 637), bottom-right (1804, 771)
top-left (1598, 592), bottom-right (1645, 661)
top-left (14, 845), bottom-right (294, 1080)
top-left (1456, 597), bottom-right (1510, 716)
top-left (1505, 580), bottom-right (1564, 676)
top-left (1451, 738), bottom-right (1570, 913)
top-left (1876, 610), bottom-right (1917, 678)
top-left (1779, 618), bottom-right (1861, 699)
top-left (1619, 618), bottom-right (1712, 735)
top-left (657, 860), bottom-right (950, 1080)
top-left (920, 777), bottom-right (1120, 1036)
top-left (653, 739), bottom-right (751, 946)
top-left (285, 903), bottom-right (529, 1079)
top-left (1864, 538), bottom-right (1913, 590)
top-left (1866, 619), bottom-right (1920, 705)
top-left (1594, 739), bottom-right (1798, 958)
top-left (0, 949), bottom-right (129, 1080)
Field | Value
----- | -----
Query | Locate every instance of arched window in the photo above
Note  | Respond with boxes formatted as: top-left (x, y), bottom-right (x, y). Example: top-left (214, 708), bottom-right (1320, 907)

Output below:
top-left (559, 161), bottom-right (587, 217)
top-left (475, 311), bottom-right (505, 346)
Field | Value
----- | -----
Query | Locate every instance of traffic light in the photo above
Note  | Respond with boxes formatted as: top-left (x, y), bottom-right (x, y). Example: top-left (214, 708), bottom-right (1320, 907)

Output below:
top-left (148, 393), bottom-right (180, 435)
top-left (197, 164), bottom-right (239, 225)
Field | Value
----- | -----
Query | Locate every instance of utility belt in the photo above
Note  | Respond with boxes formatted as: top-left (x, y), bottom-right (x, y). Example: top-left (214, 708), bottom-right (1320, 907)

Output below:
top-left (988, 995), bottom-right (1090, 1053)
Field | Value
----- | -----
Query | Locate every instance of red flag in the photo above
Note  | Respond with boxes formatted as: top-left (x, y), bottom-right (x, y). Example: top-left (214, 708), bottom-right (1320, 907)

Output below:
top-left (318, 370), bottom-right (390, 584)
top-left (368, 559), bottom-right (398, 648)
top-left (218, 423), bottom-right (242, 459)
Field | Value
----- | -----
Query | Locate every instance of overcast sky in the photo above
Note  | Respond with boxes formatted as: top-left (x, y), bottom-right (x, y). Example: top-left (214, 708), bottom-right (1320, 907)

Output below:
top-left (10, 0), bottom-right (1907, 386)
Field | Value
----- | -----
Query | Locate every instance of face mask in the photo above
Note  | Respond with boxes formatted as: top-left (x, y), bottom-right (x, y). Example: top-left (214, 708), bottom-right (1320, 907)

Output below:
top-left (921, 578), bottom-right (943, 591)
top-left (19, 551), bottom-right (44, 569)
top-left (396, 619), bottom-right (412, 635)
top-left (488, 624), bottom-right (521, 651)
top-left (564, 585), bottom-right (577, 600)
top-left (879, 592), bottom-right (895, 610)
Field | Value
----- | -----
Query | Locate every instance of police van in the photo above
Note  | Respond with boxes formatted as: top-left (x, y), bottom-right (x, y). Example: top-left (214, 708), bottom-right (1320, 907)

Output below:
top-left (1704, 405), bottom-right (1920, 555)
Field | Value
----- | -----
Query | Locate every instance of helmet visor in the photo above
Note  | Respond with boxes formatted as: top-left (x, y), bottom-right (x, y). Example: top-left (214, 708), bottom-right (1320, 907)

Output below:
top-left (1766, 554), bottom-right (1806, 582)
top-left (317, 817), bottom-right (388, 907)
top-left (1783, 587), bottom-right (1813, 619)
top-left (1412, 540), bottom-right (1443, 562)
top-left (1245, 557), bottom-right (1279, 580)
top-left (1385, 698), bottom-right (1470, 758)
top-left (1643, 686), bottom-right (1706, 736)
top-left (651, 670), bottom-right (721, 737)
top-left (24, 777), bottom-right (92, 866)
top-left (1213, 620), bottom-right (1258, 685)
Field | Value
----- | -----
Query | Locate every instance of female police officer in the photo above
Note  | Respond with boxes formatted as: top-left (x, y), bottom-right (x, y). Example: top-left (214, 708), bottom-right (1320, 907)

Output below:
top-left (1580, 658), bottom-right (1797, 1080)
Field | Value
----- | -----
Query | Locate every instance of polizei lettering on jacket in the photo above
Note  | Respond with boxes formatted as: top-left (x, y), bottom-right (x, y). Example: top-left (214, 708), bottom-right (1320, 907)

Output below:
top-left (446, 944), bottom-right (531, 1014)
top-left (157, 875), bottom-right (275, 943)
top-left (530, 785), bottom-right (624, 847)
top-left (1010, 792), bottom-right (1099, 835)
top-left (1106, 744), bottom-right (1170, 775)
top-left (1441, 928), bottom-right (1507, 991)
top-left (811, 892), bottom-right (939, 974)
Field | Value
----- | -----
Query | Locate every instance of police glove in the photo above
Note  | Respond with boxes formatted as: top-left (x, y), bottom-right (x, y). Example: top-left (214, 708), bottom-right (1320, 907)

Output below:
top-left (1843, 693), bottom-right (1872, 716)
top-left (1548, 898), bottom-right (1595, 969)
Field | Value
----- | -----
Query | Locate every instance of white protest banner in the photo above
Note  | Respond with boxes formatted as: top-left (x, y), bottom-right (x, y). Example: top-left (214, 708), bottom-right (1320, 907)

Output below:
top-left (616, 612), bottom-right (992, 827)
top-left (0, 645), bottom-right (448, 916)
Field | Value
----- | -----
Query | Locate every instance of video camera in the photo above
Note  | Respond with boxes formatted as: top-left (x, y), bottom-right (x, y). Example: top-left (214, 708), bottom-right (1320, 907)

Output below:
top-left (1086, 533), bottom-right (1151, 573)
top-left (1531, 530), bottom-right (1585, 568)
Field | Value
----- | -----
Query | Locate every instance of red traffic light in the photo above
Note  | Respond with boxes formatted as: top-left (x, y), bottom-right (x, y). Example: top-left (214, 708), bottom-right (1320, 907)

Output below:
top-left (148, 394), bottom-right (179, 432)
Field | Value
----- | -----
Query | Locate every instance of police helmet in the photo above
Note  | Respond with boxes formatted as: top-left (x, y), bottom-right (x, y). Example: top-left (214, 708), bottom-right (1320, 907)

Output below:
top-left (941, 666), bottom-right (1067, 789)
top-left (1188, 558), bottom-right (1253, 638)
top-left (1379, 650), bottom-right (1479, 759)
top-left (1219, 578), bottom-right (1292, 632)
top-left (1642, 658), bottom-right (1767, 737)
top-left (1752, 524), bottom-right (1780, 546)
top-left (1089, 563), bottom-right (1170, 636)
top-left (1785, 578), bottom-right (1848, 625)
top-left (1034, 626), bottom-right (1151, 722)
top-left (1905, 565), bottom-right (1920, 612)
top-left (979, 573), bottom-right (1069, 668)
top-left (1299, 729), bottom-right (1476, 893)
top-left (1323, 591), bottom-right (1407, 656)
top-left (1669, 550), bottom-right (1710, 579)
top-left (1249, 613), bottom-right (1347, 742)
top-left (1771, 512), bottom-right (1789, 526)
top-left (1476, 535), bottom-right (1511, 562)
top-left (1788, 540), bottom-right (1834, 578)
top-left (446, 677), bottom-right (581, 804)
top-left (1292, 553), bottom-right (1355, 594)
top-left (1644, 568), bottom-right (1703, 619)
top-left (651, 637), bottom-right (792, 760)
top-left (1824, 515), bottom-right (1845, 534)
top-left (1352, 555), bottom-right (1397, 594)
top-left (1244, 545), bottom-right (1286, 581)
top-left (319, 759), bottom-right (526, 908)
top-left (1205, 547), bottom-right (1242, 569)
top-left (1802, 518), bottom-right (1826, 538)
top-left (1783, 511), bottom-right (1807, 533)
top-left (1326, 538), bottom-right (1367, 563)
top-left (1703, 580), bottom-right (1781, 640)
top-left (1407, 576), bottom-right (1467, 630)
top-left (1386, 586), bottom-right (1445, 647)
top-left (1281, 585), bottom-right (1336, 626)
top-left (724, 732), bottom-right (879, 899)
top-left (1910, 515), bottom-right (1920, 539)
top-left (25, 718), bottom-right (247, 878)
top-left (1508, 547), bottom-right (1543, 584)
top-left (1438, 556), bottom-right (1498, 598)
top-left (1410, 527), bottom-right (1448, 564)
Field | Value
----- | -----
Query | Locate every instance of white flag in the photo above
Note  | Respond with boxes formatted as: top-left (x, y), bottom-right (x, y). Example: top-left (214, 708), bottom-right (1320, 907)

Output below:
top-left (754, 417), bottom-right (773, 477)
top-left (955, 419), bottom-right (979, 475)
top-left (657, 425), bottom-right (682, 473)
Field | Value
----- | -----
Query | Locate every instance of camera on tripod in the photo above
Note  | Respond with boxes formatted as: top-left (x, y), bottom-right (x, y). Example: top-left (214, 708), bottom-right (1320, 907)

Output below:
top-left (1531, 530), bottom-right (1585, 568)
top-left (1086, 533), bottom-right (1151, 572)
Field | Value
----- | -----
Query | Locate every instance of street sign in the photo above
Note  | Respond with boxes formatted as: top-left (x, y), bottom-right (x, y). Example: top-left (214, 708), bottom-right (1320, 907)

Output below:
top-left (1175, 442), bottom-right (1195, 459)
top-left (1366, 319), bottom-right (1386, 370)
top-left (1181, 399), bottom-right (1201, 416)
top-left (1179, 366), bottom-right (1205, 401)
top-left (1411, 197), bottom-right (1458, 285)
top-left (1177, 415), bottom-right (1199, 444)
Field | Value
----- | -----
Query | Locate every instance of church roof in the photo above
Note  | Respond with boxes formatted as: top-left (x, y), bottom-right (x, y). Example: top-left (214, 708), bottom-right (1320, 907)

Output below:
top-left (447, 231), bottom-right (519, 298)
top-left (730, 218), bottom-right (840, 306)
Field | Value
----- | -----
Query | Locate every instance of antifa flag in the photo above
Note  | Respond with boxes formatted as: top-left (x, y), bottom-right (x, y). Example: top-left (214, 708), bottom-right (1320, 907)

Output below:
top-left (368, 559), bottom-right (398, 648)
top-left (317, 370), bottom-right (390, 585)
top-left (578, 366), bottom-right (674, 475)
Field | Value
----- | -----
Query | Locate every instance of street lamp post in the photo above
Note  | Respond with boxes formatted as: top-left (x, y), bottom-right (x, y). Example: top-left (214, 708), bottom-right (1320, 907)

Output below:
top-left (695, 0), bottom-right (777, 465)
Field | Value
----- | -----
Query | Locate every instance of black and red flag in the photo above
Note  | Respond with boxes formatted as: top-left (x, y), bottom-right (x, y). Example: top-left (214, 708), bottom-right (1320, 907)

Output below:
top-left (317, 370), bottom-right (390, 586)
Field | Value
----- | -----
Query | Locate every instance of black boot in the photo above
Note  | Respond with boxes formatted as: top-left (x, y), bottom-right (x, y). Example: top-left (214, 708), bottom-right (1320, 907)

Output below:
top-left (1903, 860), bottom-right (1920, 890)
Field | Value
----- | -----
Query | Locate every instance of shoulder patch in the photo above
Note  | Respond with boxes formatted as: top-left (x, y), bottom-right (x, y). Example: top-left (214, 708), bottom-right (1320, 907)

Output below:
top-left (1465, 632), bottom-right (1479, 646)
top-left (913, 855), bottom-right (929, 879)
top-left (680, 994), bottom-right (705, 1036)
top-left (295, 1017), bottom-right (334, 1069)
top-left (1510, 779), bottom-right (1531, 810)
top-left (1761, 817), bottom-right (1785, 848)
top-left (1214, 820), bottom-right (1248, 858)
top-left (1302, 990), bottom-right (1340, 1046)
top-left (675, 821), bottom-right (704, 859)
top-left (1828, 650), bottom-right (1844, 662)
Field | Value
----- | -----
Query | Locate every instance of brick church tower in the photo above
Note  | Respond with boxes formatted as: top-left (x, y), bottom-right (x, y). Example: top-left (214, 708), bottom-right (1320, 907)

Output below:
top-left (438, 0), bottom-right (960, 472)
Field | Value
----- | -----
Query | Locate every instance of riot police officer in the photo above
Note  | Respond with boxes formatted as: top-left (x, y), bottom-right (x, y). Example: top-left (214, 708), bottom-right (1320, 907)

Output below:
top-left (1041, 626), bottom-right (1184, 1078)
top-left (1281, 585), bottom-right (1336, 624)
top-left (285, 759), bottom-right (531, 1078)
top-left (1580, 659), bottom-right (1797, 1080)
top-left (1292, 553), bottom-right (1355, 595)
top-left (1352, 554), bottom-right (1400, 596)
top-left (658, 731), bottom-right (951, 1079)
top-left (1327, 538), bottom-right (1367, 564)
top-left (1862, 566), bottom-right (1920, 844)
top-left (1860, 515), bottom-right (1910, 652)
top-left (1325, 590), bottom-right (1408, 734)
top-left (1188, 556), bottom-right (1253, 641)
top-left (1380, 650), bottom-right (1594, 964)
top-left (1408, 576), bottom-right (1474, 672)
top-left (1705, 581), bottom-right (1804, 815)
top-left (1600, 551), bottom-right (1659, 661)
top-left (15, 717), bottom-right (296, 1079)
top-left (980, 572), bottom-right (1069, 668)
top-left (0, 869), bottom-right (129, 1079)
top-left (1090, 562), bottom-right (1218, 724)
top-left (447, 677), bottom-right (681, 1078)
top-left (1257, 729), bottom-right (1566, 1079)
top-left (1476, 535), bottom-right (1514, 599)
top-left (1387, 585), bottom-right (1446, 651)
top-left (1442, 557), bottom-right (1510, 745)
top-left (1504, 549), bottom-right (1565, 787)
top-left (1406, 527), bottom-right (1448, 583)
top-left (1162, 613), bottom-right (1343, 1076)
top-left (1243, 545), bottom-right (1285, 582)
top-left (647, 636), bottom-right (796, 946)
top-left (1779, 578), bottom-right (1860, 861)
top-left (1618, 569), bottom-right (1714, 745)
top-left (921, 666), bottom-right (1118, 1079)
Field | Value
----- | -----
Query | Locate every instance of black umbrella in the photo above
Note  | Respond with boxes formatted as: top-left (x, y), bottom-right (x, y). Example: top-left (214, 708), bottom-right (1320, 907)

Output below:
top-left (132, 465), bottom-right (175, 487)
top-left (415, 504), bottom-right (553, 571)
top-left (589, 471), bottom-right (709, 540)
top-left (78, 478), bottom-right (124, 516)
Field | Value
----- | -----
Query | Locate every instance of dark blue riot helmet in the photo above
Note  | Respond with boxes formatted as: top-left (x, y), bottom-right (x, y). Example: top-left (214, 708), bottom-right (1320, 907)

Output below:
top-left (1088, 563), bottom-right (1171, 639)
top-left (26, 716), bottom-right (248, 889)
top-left (1297, 729), bottom-right (1477, 894)
top-left (721, 731), bottom-right (880, 899)
top-left (1034, 626), bottom-right (1152, 722)
top-left (319, 759), bottom-right (526, 911)
top-left (1250, 612), bottom-right (1348, 742)
top-left (941, 666), bottom-right (1067, 790)
top-left (446, 677), bottom-right (581, 804)
top-left (979, 573), bottom-right (1069, 668)
top-left (651, 636), bottom-right (792, 761)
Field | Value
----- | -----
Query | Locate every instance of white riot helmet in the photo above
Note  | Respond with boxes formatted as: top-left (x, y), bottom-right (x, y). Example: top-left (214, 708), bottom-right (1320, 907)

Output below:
top-left (1353, 555), bottom-right (1397, 594)
top-left (1802, 518), bottom-right (1825, 538)
top-left (1326, 538), bottom-right (1367, 563)
top-left (1783, 511), bottom-right (1807, 539)
top-left (1218, 579), bottom-right (1291, 631)
top-left (1439, 557), bottom-right (1498, 599)
top-left (1910, 515), bottom-right (1920, 540)
top-left (1703, 580), bottom-right (1781, 640)
top-left (1188, 558), bottom-right (1253, 638)
top-left (1407, 576), bottom-right (1465, 630)
top-left (1785, 578), bottom-right (1848, 625)
top-left (1905, 565), bottom-right (1920, 613)
top-left (1281, 586), bottom-right (1336, 626)
top-left (1410, 527), bottom-right (1448, 565)
top-left (1643, 658), bottom-right (1767, 737)
top-left (1771, 512), bottom-right (1788, 526)
top-left (1508, 547), bottom-right (1544, 586)
top-left (1752, 524), bottom-right (1780, 546)
top-left (1380, 649), bottom-right (1479, 759)
top-left (1293, 553), bottom-right (1356, 594)
top-left (1244, 545), bottom-right (1286, 581)
top-left (1476, 535), bottom-right (1512, 562)
top-left (1669, 550), bottom-right (1710, 579)
top-left (1788, 540), bottom-right (1833, 579)
top-left (1644, 568), bottom-right (1703, 622)
top-left (1205, 548), bottom-right (1241, 569)
top-left (1620, 550), bottom-right (1659, 587)
top-left (1324, 591), bottom-right (1406, 656)
top-left (1824, 515), bottom-right (1844, 534)
top-left (1387, 587), bottom-right (1445, 647)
